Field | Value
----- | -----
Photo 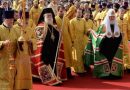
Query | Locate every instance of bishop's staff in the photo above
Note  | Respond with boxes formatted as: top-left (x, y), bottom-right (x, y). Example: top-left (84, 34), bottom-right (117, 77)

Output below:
top-left (18, 0), bottom-right (27, 52)
top-left (52, 17), bottom-right (65, 78)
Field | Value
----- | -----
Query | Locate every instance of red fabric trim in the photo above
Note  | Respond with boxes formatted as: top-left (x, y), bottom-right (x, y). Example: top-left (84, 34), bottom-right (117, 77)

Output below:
top-left (113, 57), bottom-right (123, 64)
top-left (31, 40), bottom-right (67, 82)
top-left (38, 22), bottom-right (44, 27)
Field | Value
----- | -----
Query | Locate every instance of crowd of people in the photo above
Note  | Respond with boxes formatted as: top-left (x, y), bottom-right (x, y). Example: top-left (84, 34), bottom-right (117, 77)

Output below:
top-left (0, 0), bottom-right (130, 90)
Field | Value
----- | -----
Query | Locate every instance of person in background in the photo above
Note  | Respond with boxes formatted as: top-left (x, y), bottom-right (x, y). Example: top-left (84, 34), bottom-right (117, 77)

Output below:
top-left (69, 8), bottom-right (86, 76)
top-left (48, 0), bottom-right (58, 15)
top-left (123, 1), bottom-right (130, 24)
top-left (55, 5), bottom-right (73, 78)
top-left (83, 2), bottom-right (90, 12)
top-left (14, 11), bottom-right (37, 90)
top-left (64, 2), bottom-right (70, 13)
top-left (0, 10), bottom-right (18, 90)
top-left (117, 6), bottom-right (130, 73)
top-left (30, 0), bottom-right (41, 25)
top-left (113, 3), bottom-right (120, 17)
top-left (39, 0), bottom-right (45, 10)
top-left (13, 10), bottom-right (19, 25)
top-left (80, 2), bottom-right (84, 11)
top-left (1, 0), bottom-right (12, 11)
top-left (94, 4), bottom-right (102, 27)
top-left (83, 10), bottom-right (97, 48)
top-left (65, 0), bottom-right (80, 20)
top-left (100, 2), bottom-right (108, 21)
top-left (0, 0), bottom-right (12, 24)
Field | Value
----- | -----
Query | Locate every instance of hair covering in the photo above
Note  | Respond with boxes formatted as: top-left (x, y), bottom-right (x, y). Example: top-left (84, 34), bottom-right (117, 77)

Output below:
top-left (91, 3), bottom-right (95, 8)
top-left (124, 2), bottom-right (128, 9)
top-left (101, 9), bottom-right (120, 38)
top-left (98, 4), bottom-right (102, 9)
top-left (114, 3), bottom-right (120, 9)
top-left (68, 0), bottom-right (73, 3)
top-left (102, 2), bottom-right (107, 7)
top-left (120, 5), bottom-right (127, 10)
top-left (3, 10), bottom-right (14, 19)
top-left (98, 1), bottom-right (102, 5)
top-left (107, 2), bottom-right (113, 9)
top-left (2, 0), bottom-right (8, 4)
top-left (38, 8), bottom-right (56, 25)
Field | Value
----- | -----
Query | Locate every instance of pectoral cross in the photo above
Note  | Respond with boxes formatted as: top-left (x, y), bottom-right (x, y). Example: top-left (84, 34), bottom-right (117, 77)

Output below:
top-left (51, 33), bottom-right (55, 42)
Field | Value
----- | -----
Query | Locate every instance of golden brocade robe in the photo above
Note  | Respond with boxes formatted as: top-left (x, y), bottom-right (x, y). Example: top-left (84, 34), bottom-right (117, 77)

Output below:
top-left (92, 10), bottom-right (98, 20)
top-left (29, 19), bottom-right (37, 30)
top-left (69, 18), bottom-right (86, 73)
top-left (100, 9), bottom-right (108, 20)
top-left (124, 9), bottom-right (130, 24)
top-left (12, 0), bottom-right (18, 10)
top-left (17, 19), bottom-right (36, 30)
top-left (55, 16), bottom-right (72, 68)
top-left (83, 19), bottom-right (97, 47)
top-left (13, 23), bottom-right (37, 89)
top-left (16, 3), bottom-right (22, 11)
top-left (117, 17), bottom-right (130, 69)
top-left (30, 6), bottom-right (41, 25)
top-left (39, 4), bottom-right (45, 10)
top-left (0, 24), bottom-right (18, 90)
top-left (65, 5), bottom-right (77, 20)
top-left (94, 11), bottom-right (102, 27)
top-left (92, 4), bottom-right (99, 20)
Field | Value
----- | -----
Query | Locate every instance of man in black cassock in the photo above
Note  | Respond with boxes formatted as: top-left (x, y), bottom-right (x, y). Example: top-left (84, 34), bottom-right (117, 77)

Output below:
top-left (31, 8), bottom-right (67, 85)
top-left (38, 8), bottom-right (60, 75)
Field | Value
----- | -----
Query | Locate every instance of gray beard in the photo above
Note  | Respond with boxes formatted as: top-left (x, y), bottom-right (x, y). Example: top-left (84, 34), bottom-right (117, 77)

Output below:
top-left (45, 19), bottom-right (53, 25)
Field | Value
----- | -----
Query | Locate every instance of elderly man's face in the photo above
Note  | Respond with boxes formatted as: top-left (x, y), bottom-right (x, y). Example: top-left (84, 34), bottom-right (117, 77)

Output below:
top-left (109, 16), bottom-right (115, 21)
top-left (109, 10), bottom-right (115, 23)
top-left (109, 16), bottom-right (115, 24)
top-left (44, 13), bottom-right (52, 20)
top-left (44, 13), bottom-right (53, 24)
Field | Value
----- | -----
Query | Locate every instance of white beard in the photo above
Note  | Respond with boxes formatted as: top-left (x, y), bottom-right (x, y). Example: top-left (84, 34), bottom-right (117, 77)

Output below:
top-left (44, 17), bottom-right (53, 25)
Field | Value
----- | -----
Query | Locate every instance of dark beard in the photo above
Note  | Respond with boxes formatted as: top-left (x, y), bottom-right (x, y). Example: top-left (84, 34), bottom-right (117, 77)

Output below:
top-left (59, 15), bottom-right (63, 19)
top-left (85, 18), bottom-right (89, 21)
top-left (34, 6), bottom-right (38, 9)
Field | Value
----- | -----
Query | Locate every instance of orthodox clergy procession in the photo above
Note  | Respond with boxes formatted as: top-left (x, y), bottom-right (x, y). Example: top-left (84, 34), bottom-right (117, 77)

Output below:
top-left (0, 0), bottom-right (130, 90)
